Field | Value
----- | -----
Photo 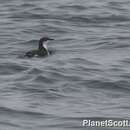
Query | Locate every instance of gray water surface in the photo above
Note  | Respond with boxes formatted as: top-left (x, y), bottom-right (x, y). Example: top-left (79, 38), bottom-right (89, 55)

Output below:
top-left (0, 0), bottom-right (130, 130)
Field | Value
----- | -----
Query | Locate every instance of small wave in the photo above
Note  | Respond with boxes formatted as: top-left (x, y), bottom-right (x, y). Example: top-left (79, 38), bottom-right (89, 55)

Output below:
top-left (0, 62), bottom-right (28, 75)
top-left (33, 75), bottom-right (55, 83)
top-left (9, 12), bottom-right (52, 20)
top-left (27, 68), bottom-right (43, 74)
top-left (0, 106), bottom-right (49, 117)
top-left (22, 39), bottom-right (38, 45)
top-left (20, 3), bottom-right (36, 8)
top-left (90, 41), bottom-right (130, 50)
top-left (68, 58), bottom-right (100, 66)
top-left (80, 80), bottom-right (130, 91)
top-left (61, 14), bottom-right (130, 25)
top-left (58, 5), bottom-right (87, 11)
top-left (0, 121), bottom-right (20, 128)
top-left (120, 58), bottom-right (130, 64)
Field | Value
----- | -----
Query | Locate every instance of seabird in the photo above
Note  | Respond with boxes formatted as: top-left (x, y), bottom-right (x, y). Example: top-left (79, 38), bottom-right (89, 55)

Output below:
top-left (25, 37), bottom-right (54, 57)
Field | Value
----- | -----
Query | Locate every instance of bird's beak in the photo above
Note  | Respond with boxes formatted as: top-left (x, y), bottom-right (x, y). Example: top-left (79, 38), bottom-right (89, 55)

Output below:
top-left (49, 38), bottom-right (54, 40)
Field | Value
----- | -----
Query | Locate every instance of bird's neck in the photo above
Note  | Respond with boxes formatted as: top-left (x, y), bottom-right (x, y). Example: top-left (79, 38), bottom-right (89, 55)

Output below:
top-left (38, 41), bottom-right (44, 50)
top-left (43, 42), bottom-right (49, 55)
top-left (43, 43), bottom-right (48, 50)
top-left (38, 41), bottom-right (48, 51)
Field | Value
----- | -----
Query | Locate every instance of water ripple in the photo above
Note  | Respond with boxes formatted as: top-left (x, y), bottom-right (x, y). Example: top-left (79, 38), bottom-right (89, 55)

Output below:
top-left (0, 0), bottom-right (130, 129)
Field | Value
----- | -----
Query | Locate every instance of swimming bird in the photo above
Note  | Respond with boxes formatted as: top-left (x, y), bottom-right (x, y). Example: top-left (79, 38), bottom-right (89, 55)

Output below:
top-left (25, 37), bottom-right (54, 57)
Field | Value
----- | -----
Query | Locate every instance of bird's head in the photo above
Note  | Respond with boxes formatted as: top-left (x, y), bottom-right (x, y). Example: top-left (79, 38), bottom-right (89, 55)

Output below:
top-left (38, 37), bottom-right (54, 50)
top-left (39, 37), bottom-right (54, 43)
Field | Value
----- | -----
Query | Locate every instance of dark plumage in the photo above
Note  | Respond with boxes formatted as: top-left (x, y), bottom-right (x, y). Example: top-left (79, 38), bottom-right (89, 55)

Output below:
top-left (25, 37), bottom-right (54, 57)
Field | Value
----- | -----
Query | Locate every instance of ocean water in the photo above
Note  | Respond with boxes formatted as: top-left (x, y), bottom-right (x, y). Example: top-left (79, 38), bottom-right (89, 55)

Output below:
top-left (0, 0), bottom-right (130, 130)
